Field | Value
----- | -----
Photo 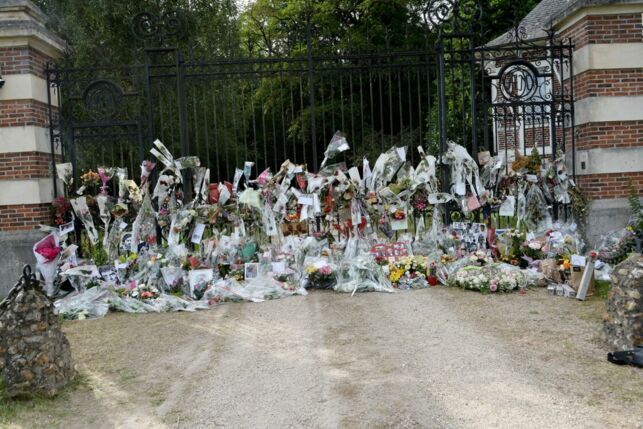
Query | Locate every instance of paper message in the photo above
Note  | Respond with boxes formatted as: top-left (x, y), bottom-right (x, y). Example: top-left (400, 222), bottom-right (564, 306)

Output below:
top-left (499, 196), bottom-right (515, 217)
top-left (297, 194), bottom-right (314, 206)
top-left (191, 223), bottom-right (206, 244)
top-left (571, 254), bottom-right (586, 267)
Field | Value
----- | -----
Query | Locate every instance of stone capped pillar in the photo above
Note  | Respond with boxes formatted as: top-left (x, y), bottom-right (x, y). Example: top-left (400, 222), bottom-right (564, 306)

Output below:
top-left (0, 266), bottom-right (75, 397)
top-left (558, 4), bottom-right (643, 244)
top-left (0, 0), bottom-right (65, 297)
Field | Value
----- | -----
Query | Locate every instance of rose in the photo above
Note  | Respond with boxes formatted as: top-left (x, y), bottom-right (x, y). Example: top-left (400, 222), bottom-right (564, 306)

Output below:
top-left (489, 282), bottom-right (498, 292)
top-left (319, 265), bottom-right (332, 276)
top-left (528, 241), bottom-right (541, 250)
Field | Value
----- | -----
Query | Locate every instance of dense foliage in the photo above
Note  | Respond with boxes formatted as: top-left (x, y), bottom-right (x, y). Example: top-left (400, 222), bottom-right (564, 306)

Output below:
top-left (34, 0), bottom-right (539, 176)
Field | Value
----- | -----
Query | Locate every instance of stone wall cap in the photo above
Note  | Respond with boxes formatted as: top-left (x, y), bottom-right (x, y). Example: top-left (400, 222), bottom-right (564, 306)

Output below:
top-left (0, 0), bottom-right (66, 55)
top-left (0, 0), bottom-right (48, 24)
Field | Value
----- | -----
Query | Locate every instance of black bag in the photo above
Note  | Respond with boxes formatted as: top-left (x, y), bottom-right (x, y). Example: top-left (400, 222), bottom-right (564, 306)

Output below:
top-left (607, 346), bottom-right (643, 368)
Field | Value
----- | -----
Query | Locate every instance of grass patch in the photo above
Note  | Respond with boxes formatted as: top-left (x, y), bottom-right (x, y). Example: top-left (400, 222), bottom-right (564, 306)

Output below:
top-left (0, 377), bottom-right (51, 424)
top-left (593, 280), bottom-right (611, 300)
top-left (0, 372), bottom-right (88, 424)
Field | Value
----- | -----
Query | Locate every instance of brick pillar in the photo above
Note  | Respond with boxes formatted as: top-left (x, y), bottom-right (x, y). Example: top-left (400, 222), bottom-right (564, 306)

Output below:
top-left (0, 0), bottom-right (65, 296)
top-left (559, 5), bottom-right (643, 244)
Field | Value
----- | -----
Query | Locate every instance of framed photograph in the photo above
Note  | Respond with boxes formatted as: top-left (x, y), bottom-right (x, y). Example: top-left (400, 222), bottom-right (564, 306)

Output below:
top-left (99, 266), bottom-right (117, 283)
top-left (244, 262), bottom-right (259, 280)
top-left (119, 232), bottom-right (132, 255)
top-left (58, 221), bottom-right (75, 236)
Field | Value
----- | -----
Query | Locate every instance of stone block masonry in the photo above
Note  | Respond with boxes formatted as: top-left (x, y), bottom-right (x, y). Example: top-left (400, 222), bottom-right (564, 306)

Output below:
top-left (0, 266), bottom-right (75, 397)
top-left (603, 254), bottom-right (643, 351)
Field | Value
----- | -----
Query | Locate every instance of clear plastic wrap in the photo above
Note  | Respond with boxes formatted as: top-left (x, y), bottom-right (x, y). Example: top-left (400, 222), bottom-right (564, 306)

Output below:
top-left (596, 227), bottom-right (636, 264)
top-left (55, 287), bottom-right (111, 320)
top-left (300, 257), bottom-right (337, 289)
top-left (320, 132), bottom-right (350, 169)
top-left (70, 196), bottom-right (99, 244)
top-left (334, 255), bottom-right (394, 295)
top-left (33, 233), bottom-right (62, 296)
top-left (244, 274), bottom-right (307, 300)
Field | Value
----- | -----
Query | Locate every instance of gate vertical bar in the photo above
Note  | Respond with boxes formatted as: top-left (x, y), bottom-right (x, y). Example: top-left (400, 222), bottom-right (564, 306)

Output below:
top-left (144, 49), bottom-right (155, 149)
top-left (548, 29), bottom-right (558, 220)
top-left (437, 44), bottom-right (448, 193)
top-left (176, 50), bottom-right (191, 196)
top-left (469, 36), bottom-right (478, 165)
top-left (306, 18), bottom-right (318, 169)
top-left (176, 50), bottom-right (189, 157)
top-left (45, 64), bottom-right (58, 198)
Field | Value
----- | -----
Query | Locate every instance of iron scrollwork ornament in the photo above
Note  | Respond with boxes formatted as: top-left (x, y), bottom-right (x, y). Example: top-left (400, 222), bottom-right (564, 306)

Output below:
top-left (498, 61), bottom-right (540, 103)
top-left (423, 0), bottom-right (456, 28)
top-left (82, 79), bottom-right (123, 120)
top-left (131, 10), bottom-right (187, 43)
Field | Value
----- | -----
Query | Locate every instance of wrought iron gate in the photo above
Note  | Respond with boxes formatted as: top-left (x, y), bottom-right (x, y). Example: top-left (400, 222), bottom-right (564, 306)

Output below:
top-left (46, 1), bottom-right (575, 216)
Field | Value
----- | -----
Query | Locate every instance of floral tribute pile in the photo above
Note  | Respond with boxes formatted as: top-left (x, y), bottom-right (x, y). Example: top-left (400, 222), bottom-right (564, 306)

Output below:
top-left (34, 132), bottom-right (640, 320)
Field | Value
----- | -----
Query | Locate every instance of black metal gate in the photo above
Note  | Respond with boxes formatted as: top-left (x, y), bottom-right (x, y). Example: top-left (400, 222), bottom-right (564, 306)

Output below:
top-left (46, 1), bottom-right (575, 212)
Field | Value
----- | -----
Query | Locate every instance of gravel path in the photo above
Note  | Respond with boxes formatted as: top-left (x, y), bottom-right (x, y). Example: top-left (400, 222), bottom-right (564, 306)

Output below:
top-left (3, 287), bottom-right (642, 429)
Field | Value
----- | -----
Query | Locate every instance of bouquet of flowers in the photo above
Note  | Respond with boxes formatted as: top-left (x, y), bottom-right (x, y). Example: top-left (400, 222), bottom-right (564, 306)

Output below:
top-left (129, 283), bottom-right (160, 300)
top-left (596, 227), bottom-right (636, 264)
top-left (468, 250), bottom-right (491, 266)
top-left (33, 233), bottom-right (62, 296)
top-left (521, 239), bottom-right (546, 260)
top-left (302, 259), bottom-right (337, 289)
top-left (52, 196), bottom-right (72, 226)
top-left (498, 228), bottom-right (525, 262)
top-left (389, 256), bottom-right (429, 289)
top-left (70, 196), bottom-right (99, 244)
top-left (80, 170), bottom-right (101, 195)
top-left (451, 266), bottom-right (488, 291)
top-left (451, 263), bottom-right (526, 293)
top-left (335, 256), bottom-right (394, 294)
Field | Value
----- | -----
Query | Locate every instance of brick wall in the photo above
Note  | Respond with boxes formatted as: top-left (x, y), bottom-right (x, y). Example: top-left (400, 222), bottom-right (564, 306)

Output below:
top-left (0, 152), bottom-right (62, 180)
top-left (575, 171), bottom-right (643, 200)
top-left (574, 69), bottom-right (643, 100)
top-left (575, 121), bottom-right (643, 151)
top-left (0, 47), bottom-right (49, 78)
top-left (560, 13), bottom-right (643, 49)
top-left (0, 100), bottom-right (50, 128)
top-left (0, 203), bottom-right (51, 231)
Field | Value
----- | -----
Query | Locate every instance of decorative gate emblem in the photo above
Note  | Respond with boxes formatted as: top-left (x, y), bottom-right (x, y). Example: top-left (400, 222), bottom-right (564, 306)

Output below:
top-left (131, 10), bottom-right (187, 42)
top-left (424, 0), bottom-right (456, 28)
top-left (82, 80), bottom-right (123, 120)
top-left (499, 61), bottom-right (539, 102)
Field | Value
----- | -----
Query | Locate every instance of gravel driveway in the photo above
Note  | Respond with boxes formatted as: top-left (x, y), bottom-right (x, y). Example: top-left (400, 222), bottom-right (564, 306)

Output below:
top-left (3, 287), bottom-right (642, 429)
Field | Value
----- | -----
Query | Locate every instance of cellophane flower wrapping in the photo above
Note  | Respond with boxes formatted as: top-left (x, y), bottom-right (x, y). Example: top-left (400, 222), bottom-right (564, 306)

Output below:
top-left (33, 233), bottom-right (61, 296)
top-left (320, 131), bottom-right (350, 169)
top-left (389, 255), bottom-right (429, 289)
top-left (55, 287), bottom-right (111, 320)
top-left (301, 257), bottom-right (337, 289)
top-left (596, 227), bottom-right (636, 264)
top-left (335, 255), bottom-right (394, 294)
top-left (70, 196), bottom-right (100, 244)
